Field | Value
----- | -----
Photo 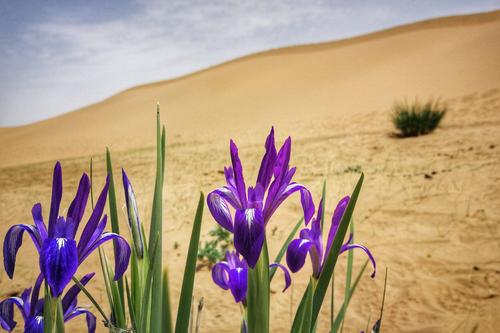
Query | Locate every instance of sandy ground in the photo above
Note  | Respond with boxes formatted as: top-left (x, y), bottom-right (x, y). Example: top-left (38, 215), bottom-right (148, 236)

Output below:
top-left (1, 10), bottom-right (499, 333)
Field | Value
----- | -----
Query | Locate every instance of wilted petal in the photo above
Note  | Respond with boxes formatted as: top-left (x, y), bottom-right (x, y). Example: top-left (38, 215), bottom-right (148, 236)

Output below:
top-left (48, 162), bottom-right (63, 237)
top-left (211, 262), bottom-right (230, 290)
top-left (340, 243), bottom-right (377, 278)
top-left (79, 232), bottom-right (130, 281)
top-left (256, 127), bottom-right (277, 191)
top-left (269, 263), bottom-right (291, 292)
top-left (286, 238), bottom-right (313, 273)
top-left (40, 238), bottom-right (78, 297)
top-left (207, 192), bottom-right (234, 232)
top-left (62, 272), bottom-right (95, 315)
top-left (229, 140), bottom-right (247, 206)
top-left (234, 209), bottom-right (265, 268)
top-left (325, 196), bottom-right (350, 256)
top-left (31, 204), bottom-right (48, 242)
top-left (66, 173), bottom-right (90, 235)
top-left (228, 267), bottom-right (247, 303)
top-left (25, 315), bottom-right (44, 333)
top-left (3, 224), bottom-right (42, 278)
top-left (64, 308), bottom-right (96, 333)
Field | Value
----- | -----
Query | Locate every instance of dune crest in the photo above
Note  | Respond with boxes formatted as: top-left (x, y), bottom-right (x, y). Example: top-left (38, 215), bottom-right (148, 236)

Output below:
top-left (0, 10), bottom-right (499, 167)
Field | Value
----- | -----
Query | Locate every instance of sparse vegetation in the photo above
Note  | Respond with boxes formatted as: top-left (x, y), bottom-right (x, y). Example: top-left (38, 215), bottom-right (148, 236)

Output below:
top-left (392, 99), bottom-right (446, 137)
top-left (197, 225), bottom-right (232, 269)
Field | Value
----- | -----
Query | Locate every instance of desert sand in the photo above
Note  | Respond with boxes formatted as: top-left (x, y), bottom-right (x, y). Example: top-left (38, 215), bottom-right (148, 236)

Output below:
top-left (1, 10), bottom-right (499, 333)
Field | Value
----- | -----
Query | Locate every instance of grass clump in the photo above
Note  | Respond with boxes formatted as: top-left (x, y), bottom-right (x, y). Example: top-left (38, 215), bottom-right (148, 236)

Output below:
top-left (197, 225), bottom-right (232, 269)
top-left (392, 99), bottom-right (446, 137)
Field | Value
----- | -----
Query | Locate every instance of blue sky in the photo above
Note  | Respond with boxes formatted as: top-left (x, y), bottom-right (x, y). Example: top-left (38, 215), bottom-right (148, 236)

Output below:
top-left (1, 0), bottom-right (498, 126)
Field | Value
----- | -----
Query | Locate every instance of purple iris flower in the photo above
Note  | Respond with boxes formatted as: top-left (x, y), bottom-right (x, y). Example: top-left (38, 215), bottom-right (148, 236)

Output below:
top-left (212, 251), bottom-right (291, 303)
top-left (207, 128), bottom-right (314, 267)
top-left (0, 273), bottom-right (96, 333)
top-left (286, 197), bottom-right (376, 279)
top-left (3, 162), bottom-right (131, 297)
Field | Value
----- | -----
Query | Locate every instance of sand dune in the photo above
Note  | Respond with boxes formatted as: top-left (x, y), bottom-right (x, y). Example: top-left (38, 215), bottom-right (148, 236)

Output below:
top-left (0, 10), bottom-right (499, 168)
top-left (1, 10), bottom-right (499, 333)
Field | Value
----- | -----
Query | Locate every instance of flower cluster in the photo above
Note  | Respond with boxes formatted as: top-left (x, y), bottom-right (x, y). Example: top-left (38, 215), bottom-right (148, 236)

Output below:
top-left (207, 128), bottom-right (376, 304)
top-left (1, 162), bottom-right (131, 332)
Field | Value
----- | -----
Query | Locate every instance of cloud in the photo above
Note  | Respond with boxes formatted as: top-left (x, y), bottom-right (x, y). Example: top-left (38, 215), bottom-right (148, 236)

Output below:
top-left (0, 0), bottom-right (498, 125)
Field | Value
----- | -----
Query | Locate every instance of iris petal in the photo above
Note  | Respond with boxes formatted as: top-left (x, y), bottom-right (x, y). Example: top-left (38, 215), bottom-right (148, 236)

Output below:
top-left (207, 192), bottom-right (234, 232)
top-left (31, 204), bottom-right (48, 242)
top-left (48, 162), bottom-right (63, 237)
top-left (286, 238), bottom-right (313, 273)
top-left (256, 127), bottom-right (277, 191)
top-left (325, 196), bottom-right (350, 256)
top-left (3, 224), bottom-right (42, 278)
top-left (233, 209), bottom-right (265, 268)
top-left (340, 243), bottom-right (377, 278)
top-left (64, 307), bottom-right (96, 333)
top-left (66, 173), bottom-right (90, 235)
top-left (269, 263), bottom-right (291, 292)
top-left (40, 238), bottom-right (78, 297)
top-left (228, 267), bottom-right (247, 303)
top-left (211, 262), bottom-right (230, 290)
top-left (229, 140), bottom-right (247, 206)
top-left (79, 232), bottom-right (130, 281)
top-left (25, 315), bottom-right (44, 333)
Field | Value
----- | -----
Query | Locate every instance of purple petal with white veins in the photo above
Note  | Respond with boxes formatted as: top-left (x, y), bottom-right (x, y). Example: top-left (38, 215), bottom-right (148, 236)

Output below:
top-left (229, 140), bottom-right (247, 207)
top-left (233, 209), bottom-right (265, 268)
top-left (79, 232), bottom-right (130, 281)
top-left (207, 192), bottom-right (234, 232)
top-left (325, 196), bottom-right (350, 256)
top-left (340, 243), bottom-right (377, 278)
top-left (269, 263), bottom-right (291, 292)
top-left (64, 307), bottom-right (96, 333)
top-left (228, 267), bottom-right (247, 303)
top-left (3, 224), bottom-right (42, 278)
top-left (48, 162), bottom-right (63, 237)
top-left (77, 176), bottom-right (109, 254)
top-left (40, 238), bottom-right (78, 297)
top-left (25, 315), bottom-right (44, 333)
top-left (211, 262), bottom-right (230, 290)
top-left (66, 173), bottom-right (90, 235)
top-left (31, 204), bottom-right (48, 242)
top-left (286, 238), bottom-right (313, 273)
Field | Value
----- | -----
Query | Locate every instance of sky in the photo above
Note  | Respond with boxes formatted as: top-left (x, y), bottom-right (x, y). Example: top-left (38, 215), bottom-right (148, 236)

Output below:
top-left (0, 1), bottom-right (499, 126)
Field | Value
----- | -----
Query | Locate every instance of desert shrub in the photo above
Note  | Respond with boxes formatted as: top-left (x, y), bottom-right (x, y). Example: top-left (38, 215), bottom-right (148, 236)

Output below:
top-left (392, 99), bottom-right (446, 137)
top-left (197, 225), bottom-right (232, 268)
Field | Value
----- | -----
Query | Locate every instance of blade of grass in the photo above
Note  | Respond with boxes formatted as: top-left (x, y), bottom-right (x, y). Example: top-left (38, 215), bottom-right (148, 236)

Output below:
top-left (141, 233), bottom-right (160, 333)
top-left (331, 260), bottom-right (369, 332)
top-left (340, 222), bottom-right (355, 333)
top-left (311, 173), bottom-right (364, 331)
top-left (149, 107), bottom-right (165, 333)
top-left (106, 148), bottom-right (125, 322)
top-left (162, 269), bottom-right (174, 333)
top-left (175, 193), bottom-right (205, 333)
top-left (269, 217), bottom-right (303, 280)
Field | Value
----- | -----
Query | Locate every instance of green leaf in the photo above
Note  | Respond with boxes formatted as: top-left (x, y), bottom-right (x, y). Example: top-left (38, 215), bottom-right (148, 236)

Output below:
top-left (270, 217), bottom-right (303, 280)
top-left (43, 283), bottom-right (54, 333)
top-left (340, 222), bottom-right (355, 333)
top-left (141, 233), bottom-right (160, 333)
top-left (149, 108), bottom-right (165, 333)
top-left (175, 193), bottom-right (205, 333)
top-left (106, 147), bottom-right (125, 323)
top-left (247, 241), bottom-right (270, 333)
top-left (331, 260), bottom-right (369, 332)
top-left (311, 173), bottom-right (364, 331)
top-left (162, 269), bottom-right (174, 333)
